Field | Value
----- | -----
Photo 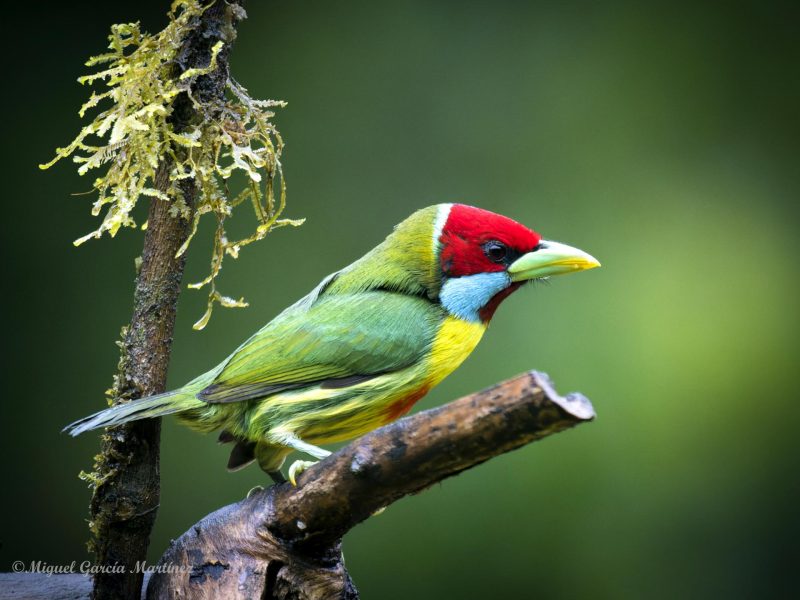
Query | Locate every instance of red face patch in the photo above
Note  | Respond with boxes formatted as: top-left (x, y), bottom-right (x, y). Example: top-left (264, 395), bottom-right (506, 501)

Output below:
top-left (439, 205), bottom-right (541, 277)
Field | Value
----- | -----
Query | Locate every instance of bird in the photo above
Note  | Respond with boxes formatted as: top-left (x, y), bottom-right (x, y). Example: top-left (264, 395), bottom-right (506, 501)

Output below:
top-left (65, 204), bottom-right (600, 485)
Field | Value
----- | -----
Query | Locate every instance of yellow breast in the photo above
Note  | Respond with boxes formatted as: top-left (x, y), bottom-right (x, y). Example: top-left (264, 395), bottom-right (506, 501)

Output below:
top-left (269, 315), bottom-right (486, 444)
top-left (424, 316), bottom-right (487, 387)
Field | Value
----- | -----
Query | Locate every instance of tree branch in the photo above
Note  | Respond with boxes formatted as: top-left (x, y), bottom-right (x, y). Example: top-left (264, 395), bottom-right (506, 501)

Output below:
top-left (87, 3), bottom-right (245, 599)
top-left (4, 371), bottom-right (593, 599)
top-left (144, 370), bottom-right (595, 600)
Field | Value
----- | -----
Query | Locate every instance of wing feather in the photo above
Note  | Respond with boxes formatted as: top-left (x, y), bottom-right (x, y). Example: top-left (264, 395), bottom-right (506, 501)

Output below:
top-left (200, 291), bottom-right (442, 404)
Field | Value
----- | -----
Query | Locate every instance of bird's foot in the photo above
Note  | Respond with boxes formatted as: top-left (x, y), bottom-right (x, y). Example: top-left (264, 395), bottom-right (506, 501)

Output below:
top-left (288, 459), bottom-right (317, 486)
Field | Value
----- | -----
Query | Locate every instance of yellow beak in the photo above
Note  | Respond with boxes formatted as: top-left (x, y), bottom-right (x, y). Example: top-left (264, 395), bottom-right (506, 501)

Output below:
top-left (507, 240), bottom-right (601, 282)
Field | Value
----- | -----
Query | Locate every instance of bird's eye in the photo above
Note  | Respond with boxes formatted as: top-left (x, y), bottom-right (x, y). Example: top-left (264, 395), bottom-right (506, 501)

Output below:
top-left (483, 241), bottom-right (508, 263)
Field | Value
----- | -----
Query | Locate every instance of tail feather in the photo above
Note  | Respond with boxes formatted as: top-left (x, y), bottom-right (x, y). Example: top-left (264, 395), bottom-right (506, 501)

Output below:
top-left (64, 389), bottom-right (204, 437)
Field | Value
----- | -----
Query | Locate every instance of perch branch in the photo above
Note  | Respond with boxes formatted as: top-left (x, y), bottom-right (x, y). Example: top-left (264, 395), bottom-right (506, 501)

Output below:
top-left (2, 371), bottom-right (594, 599)
top-left (144, 370), bottom-right (595, 600)
top-left (87, 3), bottom-right (245, 599)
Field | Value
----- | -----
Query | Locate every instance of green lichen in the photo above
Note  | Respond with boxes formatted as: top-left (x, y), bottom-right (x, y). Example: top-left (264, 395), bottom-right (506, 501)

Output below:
top-left (79, 326), bottom-right (140, 554)
top-left (78, 326), bottom-right (129, 496)
top-left (40, 0), bottom-right (302, 329)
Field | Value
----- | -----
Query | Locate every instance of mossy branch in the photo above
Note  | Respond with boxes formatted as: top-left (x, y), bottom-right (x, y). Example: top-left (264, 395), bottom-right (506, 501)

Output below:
top-left (42, 3), bottom-right (262, 599)
top-left (41, 0), bottom-right (302, 329)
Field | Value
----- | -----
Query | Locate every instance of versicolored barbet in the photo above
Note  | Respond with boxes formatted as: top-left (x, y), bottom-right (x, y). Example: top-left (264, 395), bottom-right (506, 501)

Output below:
top-left (65, 204), bottom-right (600, 484)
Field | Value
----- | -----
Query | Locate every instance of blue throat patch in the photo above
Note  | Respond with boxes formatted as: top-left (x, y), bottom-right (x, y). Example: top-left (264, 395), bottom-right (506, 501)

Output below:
top-left (440, 271), bottom-right (511, 322)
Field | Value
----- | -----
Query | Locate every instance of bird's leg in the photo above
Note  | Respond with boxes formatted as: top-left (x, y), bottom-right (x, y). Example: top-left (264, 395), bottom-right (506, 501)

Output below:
top-left (255, 441), bottom-right (291, 485)
top-left (268, 470), bottom-right (287, 484)
top-left (270, 432), bottom-right (331, 486)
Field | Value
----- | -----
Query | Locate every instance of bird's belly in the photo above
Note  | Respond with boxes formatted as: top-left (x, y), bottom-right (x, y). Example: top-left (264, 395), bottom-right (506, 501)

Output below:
top-left (247, 316), bottom-right (486, 445)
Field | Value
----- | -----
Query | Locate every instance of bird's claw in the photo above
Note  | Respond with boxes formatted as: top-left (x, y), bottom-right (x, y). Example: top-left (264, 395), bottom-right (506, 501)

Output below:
top-left (288, 459), bottom-right (317, 486)
top-left (247, 485), bottom-right (264, 498)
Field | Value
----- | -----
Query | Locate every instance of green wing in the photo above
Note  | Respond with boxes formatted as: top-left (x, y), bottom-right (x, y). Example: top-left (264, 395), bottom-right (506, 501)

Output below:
top-left (199, 290), bottom-right (443, 404)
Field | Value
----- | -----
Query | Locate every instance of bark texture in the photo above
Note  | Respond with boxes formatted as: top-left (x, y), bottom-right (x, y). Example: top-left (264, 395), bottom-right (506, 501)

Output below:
top-left (5, 371), bottom-right (593, 599)
top-left (87, 3), bottom-right (245, 599)
top-left (0, 573), bottom-right (150, 600)
top-left (145, 370), bottom-right (595, 600)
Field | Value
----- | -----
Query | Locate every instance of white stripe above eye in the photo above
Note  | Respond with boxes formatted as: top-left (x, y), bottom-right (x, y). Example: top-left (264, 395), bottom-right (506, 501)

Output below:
top-left (432, 203), bottom-right (453, 256)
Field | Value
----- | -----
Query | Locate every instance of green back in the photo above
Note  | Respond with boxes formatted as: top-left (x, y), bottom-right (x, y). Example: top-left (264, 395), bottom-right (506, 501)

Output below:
top-left (200, 206), bottom-right (447, 403)
top-left (325, 205), bottom-right (443, 299)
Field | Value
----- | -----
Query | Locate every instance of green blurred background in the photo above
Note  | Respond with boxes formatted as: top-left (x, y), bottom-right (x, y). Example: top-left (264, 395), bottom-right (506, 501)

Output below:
top-left (2, 1), bottom-right (798, 597)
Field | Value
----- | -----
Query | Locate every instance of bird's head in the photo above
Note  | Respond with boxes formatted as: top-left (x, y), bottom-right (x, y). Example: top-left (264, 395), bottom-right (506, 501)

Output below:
top-left (433, 204), bottom-right (600, 322)
top-left (328, 203), bottom-right (599, 323)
